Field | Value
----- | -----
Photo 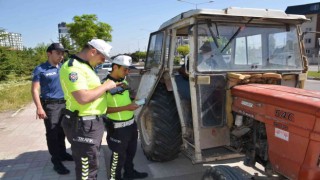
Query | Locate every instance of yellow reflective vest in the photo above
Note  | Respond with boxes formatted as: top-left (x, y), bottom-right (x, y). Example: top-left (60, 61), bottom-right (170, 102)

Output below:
top-left (106, 79), bottom-right (133, 121)
top-left (60, 58), bottom-right (108, 116)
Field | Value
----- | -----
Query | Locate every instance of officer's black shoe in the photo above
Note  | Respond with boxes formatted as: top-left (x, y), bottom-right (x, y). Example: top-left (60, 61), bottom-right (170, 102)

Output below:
top-left (61, 153), bottom-right (73, 161)
top-left (53, 162), bottom-right (70, 175)
top-left (123, 170), bottom-right (148, 179)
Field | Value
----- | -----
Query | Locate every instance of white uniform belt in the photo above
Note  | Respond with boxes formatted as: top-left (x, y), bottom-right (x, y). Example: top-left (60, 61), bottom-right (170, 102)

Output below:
top-left (80, 115), bottom-right (102, 121)
top-left (113, 118), bottom-right (134, 128)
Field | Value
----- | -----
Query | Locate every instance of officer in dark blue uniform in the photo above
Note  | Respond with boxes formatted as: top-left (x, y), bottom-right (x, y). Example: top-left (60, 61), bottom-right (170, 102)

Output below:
top-left (31, 43), bottom-right (73, 175)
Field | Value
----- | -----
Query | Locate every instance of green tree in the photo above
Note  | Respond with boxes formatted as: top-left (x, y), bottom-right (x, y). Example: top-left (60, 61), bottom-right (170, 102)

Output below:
top-left (0, 47), bottom-right (12, 80)
top-left (20, 47), bottom-right (43, 78)
top-left (177, 45), bottom-right (190, 59)
top-left (131, 51), bottom-right (147, 62)
top-left (0, 43), bottom-right (51, 81)
top-left (0, 28), bottom-right (8, 41)
top-left (174, 56), bottom-right (181, 65)
top-left (33, 43), bottom-right (48, 63)
top-left (67, 14), bottom-right (112, 48)
top-left (7, 45), bottom-right (44, 79)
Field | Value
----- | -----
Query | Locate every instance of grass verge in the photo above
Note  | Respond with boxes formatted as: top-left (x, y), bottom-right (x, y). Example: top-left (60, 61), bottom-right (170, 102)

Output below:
top-left (0, 81), bottom-right (32, 112)
top-left (307, 71), bottom-right (320, 78)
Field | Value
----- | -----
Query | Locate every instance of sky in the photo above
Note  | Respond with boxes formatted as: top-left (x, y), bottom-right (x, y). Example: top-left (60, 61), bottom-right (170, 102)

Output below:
top-left (0, 0), bottom-right (319, 55)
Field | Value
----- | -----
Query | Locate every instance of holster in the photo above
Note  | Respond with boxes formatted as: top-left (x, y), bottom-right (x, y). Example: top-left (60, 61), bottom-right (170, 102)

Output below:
top-left (103, 117), bottom-right (115, 135)
top-left (62, 108), bottom-right (80, 131)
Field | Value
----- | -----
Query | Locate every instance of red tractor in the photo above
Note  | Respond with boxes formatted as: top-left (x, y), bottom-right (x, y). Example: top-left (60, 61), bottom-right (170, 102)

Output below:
top-left (134, 7), bottom-right (319, 179)
top-left (230, 84), bottom-right (320, 179)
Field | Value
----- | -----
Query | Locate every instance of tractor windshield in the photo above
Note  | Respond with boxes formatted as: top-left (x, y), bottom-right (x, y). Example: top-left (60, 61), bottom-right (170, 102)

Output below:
top-left (196, 22), bottom-right (302, 72)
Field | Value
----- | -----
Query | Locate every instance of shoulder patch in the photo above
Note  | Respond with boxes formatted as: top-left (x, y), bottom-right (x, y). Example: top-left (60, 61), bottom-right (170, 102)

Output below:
top-left (69, 72), bottom-right (78, 82)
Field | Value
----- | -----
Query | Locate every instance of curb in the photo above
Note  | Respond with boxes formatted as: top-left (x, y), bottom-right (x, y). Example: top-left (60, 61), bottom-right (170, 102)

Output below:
top-left (307, 77), bottom-right (320, 80)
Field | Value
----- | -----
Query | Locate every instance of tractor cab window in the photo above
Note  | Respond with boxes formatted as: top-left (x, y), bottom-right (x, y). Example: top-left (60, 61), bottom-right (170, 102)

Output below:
top-left (268, 32), bottom-right (296, 67)
top-left (234, 34), bottom-right (262, 65)
top-left (145, 32), bottom-right (164, 69)
top-left (196, 22), bottom-right (302, 72)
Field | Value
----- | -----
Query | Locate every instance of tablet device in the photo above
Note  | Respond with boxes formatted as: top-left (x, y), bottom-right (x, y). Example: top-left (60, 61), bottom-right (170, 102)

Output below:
top-left (135, 98), bottom-right (146, 106)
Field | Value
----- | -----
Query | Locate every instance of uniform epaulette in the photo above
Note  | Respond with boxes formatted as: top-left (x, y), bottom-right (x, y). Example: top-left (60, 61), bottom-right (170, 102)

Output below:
top-left (68, 59), bottom-right (74, 67)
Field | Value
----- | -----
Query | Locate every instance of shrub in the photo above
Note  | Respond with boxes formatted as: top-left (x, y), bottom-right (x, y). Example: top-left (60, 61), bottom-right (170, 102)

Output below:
top-left (174, 56), bottom-right (181, 65)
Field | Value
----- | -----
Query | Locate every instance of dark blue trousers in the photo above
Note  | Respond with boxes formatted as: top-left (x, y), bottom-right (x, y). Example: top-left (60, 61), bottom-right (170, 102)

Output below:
top-left (42, 102), bottom-right (67, 164)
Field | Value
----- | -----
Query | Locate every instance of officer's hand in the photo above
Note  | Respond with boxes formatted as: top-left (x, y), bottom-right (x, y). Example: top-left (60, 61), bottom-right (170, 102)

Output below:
top-left (126, 103), bottom-right (140, 111)
top-left (103, 80), bottom-right (117, 91)
top-left (36, 108), bottom-right (47, 119)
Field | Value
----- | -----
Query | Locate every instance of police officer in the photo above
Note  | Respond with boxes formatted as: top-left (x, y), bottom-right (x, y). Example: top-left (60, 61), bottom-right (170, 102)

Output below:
top-left (103, 55), bottom-right (148, 180)
top-left (31, 43), bottom-right (73, 175)
top-left (59, 39), bottom-right (117, 180)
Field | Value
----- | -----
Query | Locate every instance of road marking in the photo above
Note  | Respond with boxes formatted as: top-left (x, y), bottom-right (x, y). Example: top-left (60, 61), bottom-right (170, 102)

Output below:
top-left (11, 108), bottom-right (23, 117)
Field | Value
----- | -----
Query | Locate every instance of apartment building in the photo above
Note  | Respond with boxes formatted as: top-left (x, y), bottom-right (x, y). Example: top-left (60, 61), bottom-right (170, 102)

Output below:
top-left (0, 31), bottom-right (23, 50)
top-left (58, 22), bottom-right (75, 47)
top-left (286, 2), bottom-right (320, 64)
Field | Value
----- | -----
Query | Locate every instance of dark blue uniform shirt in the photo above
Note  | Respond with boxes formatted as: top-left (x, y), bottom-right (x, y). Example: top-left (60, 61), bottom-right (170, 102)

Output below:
top-left (32, 61), bottom-right (64, 99)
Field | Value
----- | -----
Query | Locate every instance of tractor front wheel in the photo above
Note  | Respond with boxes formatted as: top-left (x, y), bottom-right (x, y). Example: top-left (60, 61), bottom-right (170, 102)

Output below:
top-left (138, 83), bottom-right (182, 162)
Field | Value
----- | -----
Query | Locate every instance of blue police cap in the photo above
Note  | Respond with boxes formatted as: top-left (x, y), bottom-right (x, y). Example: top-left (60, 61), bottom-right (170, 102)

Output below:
top-left (47, 43), bottom-right (66, 52)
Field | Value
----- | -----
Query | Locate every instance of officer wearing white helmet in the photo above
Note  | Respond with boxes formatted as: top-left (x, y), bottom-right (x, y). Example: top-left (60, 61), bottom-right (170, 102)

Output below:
top-left (59, 39), bottom-right (117, 180)
top-left (102, 55), bottom-right (148, 180)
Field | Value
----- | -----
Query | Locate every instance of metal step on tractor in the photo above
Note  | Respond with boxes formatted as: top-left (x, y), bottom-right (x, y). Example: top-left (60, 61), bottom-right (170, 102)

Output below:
top-left (134, 7), bottom-right (320, 179)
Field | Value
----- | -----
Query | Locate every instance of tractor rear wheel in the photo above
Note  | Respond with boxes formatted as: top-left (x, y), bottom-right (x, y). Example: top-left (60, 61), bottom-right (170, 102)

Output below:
top-left (138, 83), bottom-right (182, 161)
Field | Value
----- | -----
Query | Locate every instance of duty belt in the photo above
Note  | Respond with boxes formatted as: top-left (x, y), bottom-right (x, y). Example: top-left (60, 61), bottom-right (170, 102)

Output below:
top-left (113, 118), bottom-right (134, 128)
top-left (41, 98), bottom-right (65, 104)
